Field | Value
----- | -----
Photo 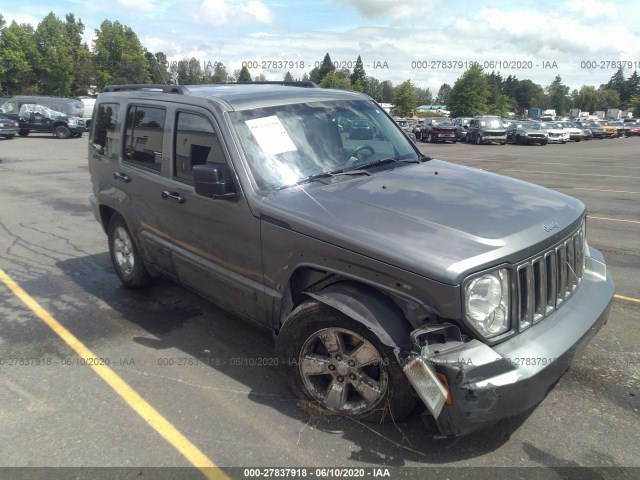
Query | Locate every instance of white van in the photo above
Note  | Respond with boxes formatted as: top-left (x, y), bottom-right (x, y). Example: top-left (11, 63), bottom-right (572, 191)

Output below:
top-left (79, 96), bottom-right (96, 130)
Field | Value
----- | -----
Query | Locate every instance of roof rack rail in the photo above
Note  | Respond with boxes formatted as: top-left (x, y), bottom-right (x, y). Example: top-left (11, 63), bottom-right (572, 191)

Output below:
top-left (212, 81), bottom-right (318, 88)
top-left (102, 84), bottom-right (190, 94)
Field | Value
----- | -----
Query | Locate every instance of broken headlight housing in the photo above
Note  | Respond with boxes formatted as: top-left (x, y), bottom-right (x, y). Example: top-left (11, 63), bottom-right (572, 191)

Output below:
top-left (463, 268), bottom-right (510, 339)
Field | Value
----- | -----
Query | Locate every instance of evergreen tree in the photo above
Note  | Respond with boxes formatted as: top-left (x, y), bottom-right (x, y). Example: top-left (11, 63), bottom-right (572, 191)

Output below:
top-left (93, 19), bottom-right (150, 89)
top-left (350, 55), bottom-right (366, 85)
top-left (435, 83), bottom-right (452, 104)
top-left (319, 70), bottom-right (350, 90)
top-left (238, 65), bottom-right (252, 81)
top-left (0, 21), bottom-right (39, 95)
top-left (317, 53), bottom-right (335, 84)
top-left (446, 65), bottom-right (490, 116)
top-left (391, 80), bottom-right (417, 117)
top-left (624, 70), bottom-right (639, 106)
top-left (33, 12), bottom-right (76, 95)
top-left (284, 71), bottom-right (294, 82)
top-left (545, 75), bottom-right (570, 115)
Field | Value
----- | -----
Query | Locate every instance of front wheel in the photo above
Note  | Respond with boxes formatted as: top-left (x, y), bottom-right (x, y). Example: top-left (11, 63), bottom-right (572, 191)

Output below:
top-left (54, 125), bottom-right (71, 139)
top-left (276, 300), bottom-right (416, 422)
top-left (107, 213), bottom-right (152, 288)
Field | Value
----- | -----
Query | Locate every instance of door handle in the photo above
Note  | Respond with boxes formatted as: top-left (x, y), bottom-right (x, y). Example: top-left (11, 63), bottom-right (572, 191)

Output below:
top-left (113, 172), bottom-right (130, 182)
top-left (161, 191), bottom-right (185, 203)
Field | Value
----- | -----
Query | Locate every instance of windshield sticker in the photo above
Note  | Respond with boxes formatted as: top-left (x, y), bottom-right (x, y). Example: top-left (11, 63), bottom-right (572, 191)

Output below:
top-left (245, 116), bottom-right (297, 156)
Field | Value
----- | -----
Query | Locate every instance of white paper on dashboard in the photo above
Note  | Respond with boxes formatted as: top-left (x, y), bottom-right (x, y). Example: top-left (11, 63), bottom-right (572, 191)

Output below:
top-left (245, 116), bottom-right (297, 156)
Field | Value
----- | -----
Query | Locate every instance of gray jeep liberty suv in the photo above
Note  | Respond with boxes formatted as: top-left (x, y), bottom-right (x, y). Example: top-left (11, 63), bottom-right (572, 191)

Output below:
top-left (88, 83), bottom-right (614, 437)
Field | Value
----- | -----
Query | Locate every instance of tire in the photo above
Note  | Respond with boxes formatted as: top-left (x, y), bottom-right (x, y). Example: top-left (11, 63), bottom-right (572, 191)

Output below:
top-left (54, 125), bottom-right (71, 139)
top-left (18, 129), bottom-right (30, 137)
top-left (71, 132), bottom-right (83, 138)
top-left (276, 300), bottom-right (416, 423)
top-left (500, 140), bottom-right (506, 145)
top-left (426, 133), bottom-right (434, 143)
top-left (541, 140), bottom-right (548, 146)
top-left (107, 213), bottom-right (152, 289)
top-left (476, 135), bottom-right (482, 145)
top-left (2, 134), bottom-right (14, 139)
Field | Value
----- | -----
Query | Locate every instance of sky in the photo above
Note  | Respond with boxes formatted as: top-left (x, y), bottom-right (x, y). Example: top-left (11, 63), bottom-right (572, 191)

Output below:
top-left (1, 0), bottom-right (639, 95)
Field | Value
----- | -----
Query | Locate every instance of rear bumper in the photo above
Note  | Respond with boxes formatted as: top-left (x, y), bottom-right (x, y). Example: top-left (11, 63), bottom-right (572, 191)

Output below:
top-left (417, 247), bottom-right (614, 437)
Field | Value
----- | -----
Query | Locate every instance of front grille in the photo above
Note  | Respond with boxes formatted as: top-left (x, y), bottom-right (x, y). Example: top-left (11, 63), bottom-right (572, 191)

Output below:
top-left (516, 221), bottom-right (586, 331)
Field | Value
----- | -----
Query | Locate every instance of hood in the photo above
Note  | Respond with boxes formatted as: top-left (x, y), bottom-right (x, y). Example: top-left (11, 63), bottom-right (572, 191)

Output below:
top-left (260, 160), bottom-right (585, 284)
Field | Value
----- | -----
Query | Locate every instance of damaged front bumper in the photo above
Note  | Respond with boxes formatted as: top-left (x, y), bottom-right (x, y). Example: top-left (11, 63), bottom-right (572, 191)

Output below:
top-left (404, 248), bottom-right (615, 437)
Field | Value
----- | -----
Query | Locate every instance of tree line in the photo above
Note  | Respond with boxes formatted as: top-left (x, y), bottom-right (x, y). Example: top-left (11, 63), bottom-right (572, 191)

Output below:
top-left (1, 11), bottom-right (639, 118)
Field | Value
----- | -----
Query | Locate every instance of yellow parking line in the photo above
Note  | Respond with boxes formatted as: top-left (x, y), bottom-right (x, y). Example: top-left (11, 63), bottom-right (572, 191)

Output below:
top-left (614, 294), bottom-right (640, 304)
top-left (588, 216), bottom-right (640, 224)
top-left (0, 269), bottom-right (226, 480)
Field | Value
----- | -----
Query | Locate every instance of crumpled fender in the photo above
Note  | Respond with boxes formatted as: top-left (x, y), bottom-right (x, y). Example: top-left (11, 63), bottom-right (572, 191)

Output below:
top-left (305, 282), bottom-right (412, 359)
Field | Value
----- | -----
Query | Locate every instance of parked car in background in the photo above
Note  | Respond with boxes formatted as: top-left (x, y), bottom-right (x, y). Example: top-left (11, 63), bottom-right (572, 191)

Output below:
top-left (0, 116), bottom-right (19, 139)
top-left (605, 121), bottom-right (631, 137)
top-left (79, 96), bottom-right (96, 130)
top-left (349, 118), bottom-right (375, 139)
top-left (0, 102), bottom-right (85, 138)
top-left (599, 123), bottom-right (618, 138)
top-left (452, 116), bottom-right (473, 142)
top-left (0, 95), bottom-right (84, 118)
top-left (625, 123), bottom-right (640, 136)
top-left (537, 121), bottom-right (569, 143)
top-left (505, 121), bottom-right (548, 145)
top-left (420, 117), bottom-right (458, 143)
top-left (466, 116), bottom-right (507, 145)
top-left (555, 121), bottom-right (584, 142)
top-left (578, 122), bottom-right (607, 139)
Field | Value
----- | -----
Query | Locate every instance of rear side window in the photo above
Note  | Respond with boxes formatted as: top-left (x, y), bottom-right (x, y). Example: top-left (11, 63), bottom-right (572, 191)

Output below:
top-left (124, 105), bottom-right (166, 172)
top-left (91, 103), bottom-right (120, 159)
top-left (173, 112), bottom-right (226, 183)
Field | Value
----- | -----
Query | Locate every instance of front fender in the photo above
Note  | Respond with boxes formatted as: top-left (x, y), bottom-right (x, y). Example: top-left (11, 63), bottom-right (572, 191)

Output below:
top-left (305, 282), bottom-right (412, 357)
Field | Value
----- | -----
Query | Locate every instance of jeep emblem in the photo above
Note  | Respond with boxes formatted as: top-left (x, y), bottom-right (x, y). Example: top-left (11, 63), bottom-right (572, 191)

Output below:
top-left (542, 221), bottom-right (559, 232)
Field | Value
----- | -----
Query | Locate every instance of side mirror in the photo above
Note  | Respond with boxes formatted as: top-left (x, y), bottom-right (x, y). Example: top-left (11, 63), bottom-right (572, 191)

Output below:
top-left (193, 164), bottom-right (237, 200)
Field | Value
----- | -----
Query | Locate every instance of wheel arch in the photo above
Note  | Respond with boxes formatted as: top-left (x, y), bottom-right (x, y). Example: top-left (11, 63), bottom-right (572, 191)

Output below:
top-left (279, 273), bottom-right (415, 352)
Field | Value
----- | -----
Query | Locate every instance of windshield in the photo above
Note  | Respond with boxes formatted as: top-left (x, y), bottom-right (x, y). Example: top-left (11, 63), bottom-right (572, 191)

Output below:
top-left (482, 118), bottom-right (504, 128)
top-left (229, 100), bottom-right (419, 191)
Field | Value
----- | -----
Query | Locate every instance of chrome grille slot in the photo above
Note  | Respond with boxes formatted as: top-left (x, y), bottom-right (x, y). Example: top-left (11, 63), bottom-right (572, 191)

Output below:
top-left (516, 222), bottom-right (585, 331)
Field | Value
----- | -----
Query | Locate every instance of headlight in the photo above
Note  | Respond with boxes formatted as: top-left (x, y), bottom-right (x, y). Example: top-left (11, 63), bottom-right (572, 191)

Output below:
top-left (68, 117), bottom-right (77, 125)
top-left (464, 268), bottom-right (510, 338)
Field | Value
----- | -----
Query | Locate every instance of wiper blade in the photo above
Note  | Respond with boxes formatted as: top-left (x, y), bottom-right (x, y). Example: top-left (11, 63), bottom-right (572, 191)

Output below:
top-left (277, 168), bottom-right (371, 190)
top-left (353, 157), bottom-right (420, 170)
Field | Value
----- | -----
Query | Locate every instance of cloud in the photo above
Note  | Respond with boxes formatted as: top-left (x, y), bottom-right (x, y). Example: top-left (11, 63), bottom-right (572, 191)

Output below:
top-left (116, 0), bottom-right (157, 12)
top-left (564, 0), bottom-right (618, 20)
top-left (198, 0), bottom-right (274, 27)
top-left (335, 0), bottom-right (438, 22)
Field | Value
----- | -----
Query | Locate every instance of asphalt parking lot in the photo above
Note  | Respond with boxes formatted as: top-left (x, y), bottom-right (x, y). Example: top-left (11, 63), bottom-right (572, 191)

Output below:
top-left (0, 133), bottom-right (638, 479)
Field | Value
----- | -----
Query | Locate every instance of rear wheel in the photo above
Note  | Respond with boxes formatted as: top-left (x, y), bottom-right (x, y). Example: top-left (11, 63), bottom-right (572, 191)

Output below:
top-left (107, 213), bottom-right (152, 289)
top-left (18, 129), bottom-right (30, 137)
top-left (276, 300), bottom-right (416, 422)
